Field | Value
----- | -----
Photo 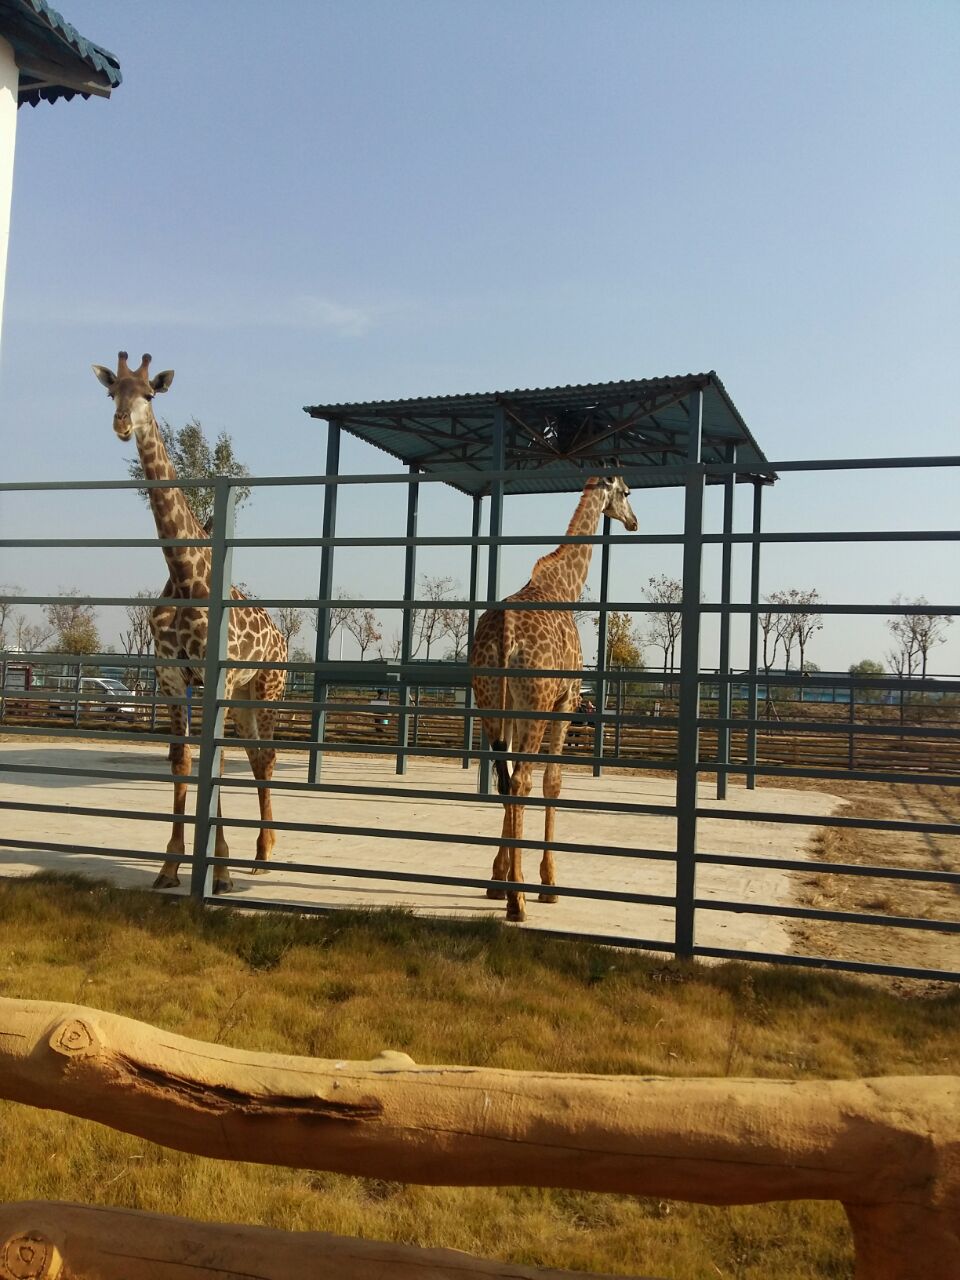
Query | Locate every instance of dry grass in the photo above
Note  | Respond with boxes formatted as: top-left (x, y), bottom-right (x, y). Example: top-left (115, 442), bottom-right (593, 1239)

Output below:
top-left (782, 779), bottom-right (960, 984)
top-left (1, 875), bottom-right (958, 1278)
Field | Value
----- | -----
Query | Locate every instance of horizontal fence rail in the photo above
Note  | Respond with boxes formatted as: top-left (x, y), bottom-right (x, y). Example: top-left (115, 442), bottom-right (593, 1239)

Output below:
top-left (1, 452), bottom-right (958, 983)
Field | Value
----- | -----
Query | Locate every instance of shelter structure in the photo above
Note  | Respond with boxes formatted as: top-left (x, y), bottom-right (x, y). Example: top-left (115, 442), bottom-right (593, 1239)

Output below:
top-left (304, 373), bottom-right (776, 799)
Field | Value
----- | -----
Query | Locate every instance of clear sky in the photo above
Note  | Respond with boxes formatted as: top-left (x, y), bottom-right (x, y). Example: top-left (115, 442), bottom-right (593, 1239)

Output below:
top-left (1, 0), bottom-right (957, 671)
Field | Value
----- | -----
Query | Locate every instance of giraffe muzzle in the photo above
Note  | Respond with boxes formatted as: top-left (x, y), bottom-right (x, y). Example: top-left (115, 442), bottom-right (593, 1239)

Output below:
top-left (114, 417), bottom-right (134, 441)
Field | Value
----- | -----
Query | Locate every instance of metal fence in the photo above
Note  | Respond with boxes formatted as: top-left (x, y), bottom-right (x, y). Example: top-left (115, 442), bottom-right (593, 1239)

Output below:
top-left (1, 454), bottom-right (958, 983)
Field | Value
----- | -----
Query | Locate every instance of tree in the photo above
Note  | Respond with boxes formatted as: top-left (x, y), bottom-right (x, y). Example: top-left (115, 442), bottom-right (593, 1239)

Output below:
top-left (377, 631), bottom-right (403, 662)
top-left (595, 611), bottom-right (644, 670)
top-left (849, 658), bottom-right (885, 705)
top-left (273, 606), bottom-right (305, 651)
top-left (0, 585), bottom-right (23, 650)
top-left (412, 575), bottom-right (460, 660)
top-left (768, 588), bottom-right (822, 672)
top-left (887, 595), bottom-right (952, 683)
top-left (14, 616), bottom-right (52, 653)
top-left (642, 576), bottom-right (682, 677)
top-left (45, 593), bottom-right (101, 655)
top-left (344, 607), bottom-right (382, 661)
top-left (443, 607), bottom-right (470, 661)
top-left (127, 418), bottom-right (251, 527)
top-left (123, 589), bottom-right (156, 658)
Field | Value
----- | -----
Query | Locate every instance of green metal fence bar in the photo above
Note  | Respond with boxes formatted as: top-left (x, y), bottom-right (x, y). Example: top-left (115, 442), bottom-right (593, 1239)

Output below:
top-left (189, 479), bottom-right (235, 899)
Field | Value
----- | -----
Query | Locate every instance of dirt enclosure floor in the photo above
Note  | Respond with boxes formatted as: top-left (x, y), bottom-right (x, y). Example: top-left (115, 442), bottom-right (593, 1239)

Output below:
top-left (0, 740), bottom-right (848, 959)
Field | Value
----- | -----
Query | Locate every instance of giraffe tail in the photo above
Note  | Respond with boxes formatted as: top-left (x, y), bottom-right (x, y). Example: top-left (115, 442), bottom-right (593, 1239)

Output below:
top-left (491, 608), bottom-right (515, 795)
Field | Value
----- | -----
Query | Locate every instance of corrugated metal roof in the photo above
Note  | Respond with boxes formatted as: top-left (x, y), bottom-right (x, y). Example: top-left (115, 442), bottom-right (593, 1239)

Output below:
top-left (304, 372), bottom-right (775, 496)
top-left (1, 0), bottom-right (121, 106)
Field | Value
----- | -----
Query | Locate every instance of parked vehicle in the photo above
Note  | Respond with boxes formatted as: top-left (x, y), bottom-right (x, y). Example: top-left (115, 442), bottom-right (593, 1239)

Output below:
top-left (51, 677), bottom-right (138, 719)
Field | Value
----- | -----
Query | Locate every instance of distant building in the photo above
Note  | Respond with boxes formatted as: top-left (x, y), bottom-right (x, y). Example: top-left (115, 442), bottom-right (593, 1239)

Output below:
top-left (0, 0), bottom-right (121, 344)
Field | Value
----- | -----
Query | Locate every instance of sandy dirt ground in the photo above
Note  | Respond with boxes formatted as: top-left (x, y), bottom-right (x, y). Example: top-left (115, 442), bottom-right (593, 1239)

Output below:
top-left (0, 740), bottom-right (848, 960)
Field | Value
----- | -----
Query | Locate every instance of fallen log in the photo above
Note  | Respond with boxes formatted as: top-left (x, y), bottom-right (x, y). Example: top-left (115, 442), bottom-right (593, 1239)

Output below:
top-left (0, 997), bottom-right (957, 1280)
top-left (0, 1200), bottom-right (649, 1280)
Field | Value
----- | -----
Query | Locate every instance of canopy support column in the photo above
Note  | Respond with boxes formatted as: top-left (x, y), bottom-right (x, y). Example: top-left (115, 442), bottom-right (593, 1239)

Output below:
top-left (675, 390), bottom-right (705, 960)
top-left (308, 420), bottom-right (340, 786)
top-left (593, 515), bottom-right (611, 777)
top-left (746, 480), bottom-right (763, 790)
top-left (462, 494), bottom-right (483, 768)
top-left (716, 445), bottom-right (736, 800)
top-left (396, 465), bottom-right (419, 775)
top-left (478, 407), bottom-right (505, 795)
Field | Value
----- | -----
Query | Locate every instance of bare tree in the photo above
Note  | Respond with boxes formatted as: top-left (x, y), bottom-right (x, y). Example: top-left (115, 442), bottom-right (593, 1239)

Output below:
top-left (412, 575), bottom-right (460, 660)
top-left (887, 596), bottom-right (952, 725)
top-left (0, 585), bottom-right (23, 650)
top-left (768, 588), bottom-right (822, 673)
top-left (344, 607), bottom-right (382, 661)
top-left (273, 605), bottom-right (305, 651)
top-left (887, 595), bottom-right (952, 682)
top-left (642, 575), bottom-right (682, 679)
top-left (14, 616), bottom-right (52, 653)
top-left (377, 631), bottom-right (402, 662)
top-left (443, 606), bottom-right (470, 660)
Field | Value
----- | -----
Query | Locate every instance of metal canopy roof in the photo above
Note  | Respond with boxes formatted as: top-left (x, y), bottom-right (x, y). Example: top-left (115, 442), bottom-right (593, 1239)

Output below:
top-left (305, 372), bottom-right (775, 497)
top-left (2, 0), bottom-right (121, 106)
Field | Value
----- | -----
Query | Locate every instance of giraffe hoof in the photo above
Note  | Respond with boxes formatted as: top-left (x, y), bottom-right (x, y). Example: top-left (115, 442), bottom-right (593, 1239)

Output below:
top-left (538, 893), bottom-right (559, 905)
top-left (249, 865), bottom-right (271, 876)
top-left (506, 907), bottom-right (527, 924)
top-left (486, 886), bottom-right (507, 900)
top-left (213, 878), bottom-right (235, 895)
top-left (153, 873), bottom-right (180, 890)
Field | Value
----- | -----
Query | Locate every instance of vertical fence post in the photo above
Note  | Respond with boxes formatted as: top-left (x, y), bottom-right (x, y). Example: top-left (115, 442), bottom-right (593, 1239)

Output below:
top-left (396, 466), bottom-right (419, 775)
top-left (745, 480), bottom-right (763, 790)
top-left (190, 479), bottom-right (235, 900)
top-left (593, 514), bottom-right (611, 778)
top-left (848, 676), bottom-right (856, 771)
top-left (478, 407), bottom-right (505, 795)
top-left (462, 494), bottom-right (483, 767)
top-left (308, 420), bottom-right (340, 786)
top-left (674, 390), bottom-right (705, 960)
top-left (716, 445), bottom-right (736, 799)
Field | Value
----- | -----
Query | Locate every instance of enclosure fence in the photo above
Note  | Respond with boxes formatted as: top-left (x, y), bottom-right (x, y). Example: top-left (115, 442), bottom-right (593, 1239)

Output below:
top-left (1, 452), bottom-right (958, 983)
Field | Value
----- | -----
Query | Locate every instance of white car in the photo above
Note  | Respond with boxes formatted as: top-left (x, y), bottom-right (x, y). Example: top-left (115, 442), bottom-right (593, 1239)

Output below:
top-left (52, 677), bottom-right (138, 719)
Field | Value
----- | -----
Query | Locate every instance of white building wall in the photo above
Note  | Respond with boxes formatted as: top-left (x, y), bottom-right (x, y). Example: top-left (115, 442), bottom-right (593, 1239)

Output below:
top-left (0, 35), bottom-right (19, 349)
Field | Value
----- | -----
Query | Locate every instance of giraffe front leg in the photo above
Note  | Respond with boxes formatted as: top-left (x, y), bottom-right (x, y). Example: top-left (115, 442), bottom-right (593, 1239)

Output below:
top-left (488, 817), bottom-right (510, 899)
top-left (505, 762), bottom-right (534, 923)
top-left (539, 761), bottom-right (561, 904)
top-left (251, 744), bottom-right (277, 874)
top-left (156, 734), bottom-right (189, 889)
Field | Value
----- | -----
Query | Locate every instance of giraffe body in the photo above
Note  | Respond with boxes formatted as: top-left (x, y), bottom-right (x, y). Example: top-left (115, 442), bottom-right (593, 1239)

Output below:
top-left (92, 353), bottom-right (287, 893)
top-left (471, 477), bottom-right (637, 921)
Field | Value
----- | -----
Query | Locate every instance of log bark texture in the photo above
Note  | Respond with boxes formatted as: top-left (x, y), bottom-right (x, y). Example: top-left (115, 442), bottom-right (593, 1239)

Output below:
top-left (0, 997), bottom-right (957, 1280)
top-left (0, 1200), bottom-right (649, 1280)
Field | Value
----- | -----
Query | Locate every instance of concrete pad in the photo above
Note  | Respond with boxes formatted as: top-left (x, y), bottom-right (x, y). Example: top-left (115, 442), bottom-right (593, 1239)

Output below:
top-left (0, 741), bottom-right (844, 957)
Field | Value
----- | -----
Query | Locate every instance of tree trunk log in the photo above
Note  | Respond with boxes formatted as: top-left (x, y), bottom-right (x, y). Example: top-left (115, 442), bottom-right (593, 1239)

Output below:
top-left (0, 1200), bottom-right (648, 1280)
top-left (0, 998), bottom-right (957, 1280)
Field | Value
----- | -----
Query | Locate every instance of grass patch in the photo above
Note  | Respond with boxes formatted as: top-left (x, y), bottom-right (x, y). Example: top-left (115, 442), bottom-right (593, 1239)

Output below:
top-left (0, 872), bottom-right (957, 1278)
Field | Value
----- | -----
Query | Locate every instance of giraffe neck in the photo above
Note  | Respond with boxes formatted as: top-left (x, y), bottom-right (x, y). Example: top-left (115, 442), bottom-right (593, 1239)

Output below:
top-left (135, 414), bottom-right (209, 592)
top-left (529, 480), bottom-right (606, 602)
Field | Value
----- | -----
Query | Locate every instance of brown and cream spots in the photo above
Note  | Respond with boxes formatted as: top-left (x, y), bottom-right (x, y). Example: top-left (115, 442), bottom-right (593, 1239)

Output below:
top-left (92, 352), bottom-right (288, 893)
top-left (471, 476), bottom-right (637, 922)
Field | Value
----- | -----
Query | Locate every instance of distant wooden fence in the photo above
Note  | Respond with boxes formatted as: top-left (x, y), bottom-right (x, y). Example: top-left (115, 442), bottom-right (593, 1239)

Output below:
top-left (4, 692), bottom-right (960, 776)
top-left (0, 997), bottom-right (956, 1280)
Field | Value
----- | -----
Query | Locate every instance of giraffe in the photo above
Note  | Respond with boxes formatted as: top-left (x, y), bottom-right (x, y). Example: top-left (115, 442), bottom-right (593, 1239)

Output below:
top-left (91, 352), bottom-right (287, 893)
top-left (471, 476), bottom-right (638, 922)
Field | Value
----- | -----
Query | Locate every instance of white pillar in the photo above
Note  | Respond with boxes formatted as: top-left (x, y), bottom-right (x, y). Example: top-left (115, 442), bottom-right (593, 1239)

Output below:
top-left (0, 36), bottom-right (19, 350)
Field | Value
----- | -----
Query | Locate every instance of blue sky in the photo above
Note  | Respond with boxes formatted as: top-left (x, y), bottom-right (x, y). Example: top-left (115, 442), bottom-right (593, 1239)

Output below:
top-left (1, 0), bottom-right (957, 670)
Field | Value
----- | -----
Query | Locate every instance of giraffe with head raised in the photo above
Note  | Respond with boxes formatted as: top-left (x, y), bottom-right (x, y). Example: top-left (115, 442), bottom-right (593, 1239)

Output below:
top-left (91, 352), bottom-right (287, 893)
top-left (471, 476), bottom-right (638, 921)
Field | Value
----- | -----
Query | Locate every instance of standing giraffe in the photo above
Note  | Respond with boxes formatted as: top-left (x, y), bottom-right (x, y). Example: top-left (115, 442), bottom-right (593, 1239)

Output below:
top-left (91, 352), bottom-right (287, 893)
top-left (471, 476), bottom-right (638, 922)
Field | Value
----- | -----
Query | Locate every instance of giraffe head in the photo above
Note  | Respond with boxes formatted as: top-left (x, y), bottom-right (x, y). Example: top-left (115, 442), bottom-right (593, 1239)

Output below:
top-left (599, 476), bottom-right (638, 531)
top-left (91, 351), bottom-right (175, 442)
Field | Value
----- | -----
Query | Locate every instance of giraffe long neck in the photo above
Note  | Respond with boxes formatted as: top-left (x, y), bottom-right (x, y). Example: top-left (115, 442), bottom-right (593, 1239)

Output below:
top-left (136, 416), bottom-right (209, 592)
top-left (529, 480), bottom-right (606, 602)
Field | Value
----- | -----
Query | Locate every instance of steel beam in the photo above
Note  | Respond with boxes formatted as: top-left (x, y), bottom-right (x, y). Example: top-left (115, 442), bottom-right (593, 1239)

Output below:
top-left (308, 419), bottom-right (340, 785)
top-left (745, 481), bottom-right (763, 790)
top-left (478, 408), bottom-right (505, 794)
top-left (593, 514), bottom-right (611, 777)
top-left (674, 390), bottom-right (705, 959)
top-left (462, 494), bottom-right (483, 767)
top-left (396, 466), bottom-right (419, 775)
top-left (716, 445), bottom-right (736, 799)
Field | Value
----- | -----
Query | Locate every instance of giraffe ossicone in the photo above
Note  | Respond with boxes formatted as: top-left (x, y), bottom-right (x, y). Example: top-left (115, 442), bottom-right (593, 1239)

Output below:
top-left (91, 352), bottom-right (287, 893)
top-left (471, 476), bottom-right (638, 922)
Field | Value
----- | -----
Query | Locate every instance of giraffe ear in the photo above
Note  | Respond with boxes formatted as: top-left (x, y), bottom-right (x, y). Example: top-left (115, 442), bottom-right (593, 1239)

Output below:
top-left (151, 369), bottom-right (175, 393)
top-left (92, 364), bottom-right (116, 389)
